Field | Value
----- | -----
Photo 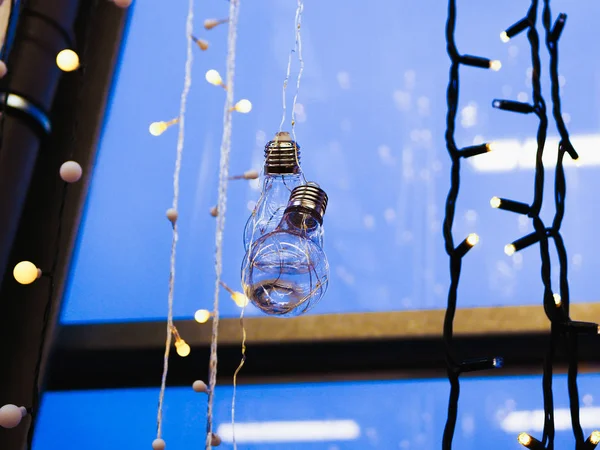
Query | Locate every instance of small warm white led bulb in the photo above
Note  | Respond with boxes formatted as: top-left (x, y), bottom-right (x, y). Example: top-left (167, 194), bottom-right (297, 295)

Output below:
top-left (0, 404), bottom-right (24, 429)
top-left (192, 380), bottom-right (208, 393)
top-left (56, 49), bottom-right (80, 72)
top-left (175, 340), bottom-right (191, 357)
top-left (233, 99), bottom-right (252, 113)
top-left (518, 432), bottom-right (532, 446)
top-left (13, 261), bottom-right (38, 285)
top-left (149, 122), bottom-right (167, 136)
top-left (553, 293), bottom-right (562, 306)
top-left (500, 31), bottom-right (510, 43)
top-left (113, 0), bottom-right (133, 7)
top-left (191, 35), bottom-right (209, 51)
top-left (60, 161), bottom-right (82, 183)
top-left (205, 69), bottom-right (224, 87)
top-left (505, 244), bottom-right (516, 256)
top-left (194, 309), bottom-right (211, 324)
top-left (210, 206), bottom-right (218, 217)
top-left (490, 196), bottom-right (502, 208)
top-left (0, 61), bottom-right (7, 79)
top-left (211, 433), bottom-right (222, 446)
top-left (489, 60), bottom-right (502, 71)
top-left (591, 431), bottom-right (600, 445)
top-left (166, 208), bottom-right (178, 224)
top-left (231, 291), bottom-right (249, 307)
top-left (152, 438), bottom-right (166, 450)
top-left (204, 18), bottom-right (228, 30)
top-left (243, 169), bottom-right (259, 180)
top-left (466, 233), bottom-right (479, 246)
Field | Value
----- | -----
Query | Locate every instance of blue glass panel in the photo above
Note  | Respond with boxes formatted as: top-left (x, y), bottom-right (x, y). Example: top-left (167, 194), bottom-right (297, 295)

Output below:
top-left (61, 0), bottom-right (600, 322)
top-left (35, 374), bottom-right (600, 449)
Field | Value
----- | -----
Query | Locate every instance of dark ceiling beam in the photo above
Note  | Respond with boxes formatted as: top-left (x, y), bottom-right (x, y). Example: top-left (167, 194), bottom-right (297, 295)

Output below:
top-left (47, 305), bottom-right (600, 390)
top-left (0, 1), bottom-right (129, 448)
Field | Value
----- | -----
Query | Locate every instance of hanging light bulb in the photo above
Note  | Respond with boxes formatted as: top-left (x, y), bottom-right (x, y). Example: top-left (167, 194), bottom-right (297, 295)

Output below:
top-left (149, 118), bottom-right (178, 136)
top-left (231, 99), bottom-right (252, 113)
top-left (13, 261), bottom-right (38, 285)
top-left (191, 35), bottom-right (209, 50)
top-left (242, 183), bottom-right (329, 316)
top-left (56, 49), bottom-right (80, 72)
top-left (205, 69), bottom-right (226, 89)
top-left (194, 309), bottom-right (211, 324)
top-left (219, 280), bottom-right (250, 307)
top-left (243, 132), bottom-right (303, 251)
top-left (204, 18), bottom-right (229, 30)
top-left (174, 339), bottom-right (191, 357)
top-left (0, 404), bottom-right (24, 429)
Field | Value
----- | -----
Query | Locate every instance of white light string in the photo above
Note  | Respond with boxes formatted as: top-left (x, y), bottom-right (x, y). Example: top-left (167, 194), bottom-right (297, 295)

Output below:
top-left (205, 0), bottom-right (240, 448)
top-left (155, 0), bottom-right (194, 445)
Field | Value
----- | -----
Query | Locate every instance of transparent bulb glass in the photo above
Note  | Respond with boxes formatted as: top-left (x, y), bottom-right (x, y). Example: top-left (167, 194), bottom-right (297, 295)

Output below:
top-left (243, 174), bottom-right (302, 251)
top-left (242, 209), bottom-right (328, 317)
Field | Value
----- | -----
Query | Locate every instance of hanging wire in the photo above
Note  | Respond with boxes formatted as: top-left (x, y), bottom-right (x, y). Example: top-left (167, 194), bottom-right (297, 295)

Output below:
top-left (541, 1), bottom-right (584, 447)
top-left (442, 1), bottom-right (503, 448)
top-left (289, 0), bottom-right (304, 143)
top-left (230, 303), bottom-right (247, 450)
top-left (205, 0), bottom-right (241, 447)
top-left (155, 0), bottom-right (194, 441)
top-left (24, 1), bottom-right (97, 447)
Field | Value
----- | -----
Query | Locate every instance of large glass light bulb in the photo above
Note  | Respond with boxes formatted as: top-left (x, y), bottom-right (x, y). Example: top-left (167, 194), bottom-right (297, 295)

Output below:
top-left (243, 131), bottom-right (303, 251)
top-left (242, 183), bottom-right (329, 316)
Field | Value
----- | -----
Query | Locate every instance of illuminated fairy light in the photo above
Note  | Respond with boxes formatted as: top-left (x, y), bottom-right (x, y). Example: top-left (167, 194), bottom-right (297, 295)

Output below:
top-left (205, 0), bottom-right (241, 447)
top-left (230, 99), bottom-right (252, 113)
top-left (204, 18), bottom-right (228, 30)
top-left (219, 280), bottom-right (249, 307)
top-left (56, 49), bottom-right (79, 72)
top-left (194, 309), bottom-right (211, 323)
top-left (149, 118), bottom-right (179, 136)
top-left (206, 69), bottom-right (226, 89)
top-left (13, 261), bottom-right (38, 285)
top-left (154, 0), bottom-right (195, 447)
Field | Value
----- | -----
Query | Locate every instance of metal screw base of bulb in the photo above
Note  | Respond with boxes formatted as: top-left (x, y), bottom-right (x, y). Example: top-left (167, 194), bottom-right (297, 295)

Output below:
top-left (285, 182), bottom-right (329, 222)
top-left (264, 131), bottom-right (301, 175)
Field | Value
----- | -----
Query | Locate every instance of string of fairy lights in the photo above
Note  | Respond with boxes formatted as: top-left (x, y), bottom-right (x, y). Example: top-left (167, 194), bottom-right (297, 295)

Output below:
top-left (0, 0), bottom-right (123, 441)
top-left (444, 0), bottom-right (600, 449)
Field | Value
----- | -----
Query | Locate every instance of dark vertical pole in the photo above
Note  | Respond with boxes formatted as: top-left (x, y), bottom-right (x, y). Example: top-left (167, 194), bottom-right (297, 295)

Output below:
top-left (0, 1), bottom-right (129, 449)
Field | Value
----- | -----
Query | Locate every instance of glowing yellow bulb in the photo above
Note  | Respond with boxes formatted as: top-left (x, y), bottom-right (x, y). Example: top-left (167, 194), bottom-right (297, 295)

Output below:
top-left (175, 340), bottom-right (191, 357)
top-left (490, 197), bottom-right (502, 208)
top-left (590, 431), bottom-right (600, 445)
top-left (149, 122), bottom-right (168, 136)
top-left (149, 118), bottom-right (178, 136)
top-left (466, 233), bottom-right (479, 246)
top-left (518, 432), bottom-right (532, 446)
top-left (56, 49), bottom-right (80, 72)
top-left (489, 60), bottom-right (502, 71)
top-left (13, 261), bottom-right (38, 285)
top-left (500, 31), bottom-right (510, 43)
top-left (231, 291), bottom-right (249, 307)
top-left (505, 244), bottom-right (516, 256)
top-left (194, 309), bottom-right (211, 324)
top-left (553, 293), bottom-right (562, 306)
top-left (485, 142), bottom-right (496, 152)
top-left (205, 69), bottom-right (223, 87)
top-left (234, 99), bottom-right (252, 113)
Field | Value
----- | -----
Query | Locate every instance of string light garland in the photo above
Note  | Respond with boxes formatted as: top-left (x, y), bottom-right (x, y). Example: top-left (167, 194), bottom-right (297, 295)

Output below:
top-left (153, 0), bottom-right (194, 446)
top-left (442, 1), bottom-right (503, 449)
top-left (491, 1), bottom-right (599, 448)
top-left (205, 0), bottom-right (241, 447)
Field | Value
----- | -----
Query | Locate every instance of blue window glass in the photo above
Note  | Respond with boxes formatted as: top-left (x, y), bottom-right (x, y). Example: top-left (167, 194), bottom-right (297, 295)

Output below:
top-left (35, 374), bottom-right (600, 449)
top-left (61, 1), bottom-right (600, 323)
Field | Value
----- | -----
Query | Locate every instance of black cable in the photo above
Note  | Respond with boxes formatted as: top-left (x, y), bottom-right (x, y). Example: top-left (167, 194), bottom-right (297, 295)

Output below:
top-left (442, 1), bottom-right (503, 448)
top-left (541, 1), bottom-right (585, 448)
top-left (24, 1), bottom-right (99, 447)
